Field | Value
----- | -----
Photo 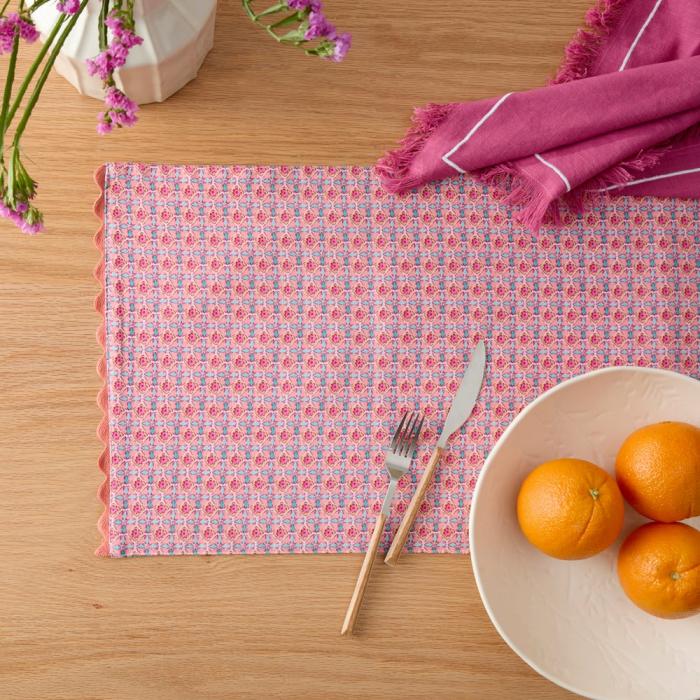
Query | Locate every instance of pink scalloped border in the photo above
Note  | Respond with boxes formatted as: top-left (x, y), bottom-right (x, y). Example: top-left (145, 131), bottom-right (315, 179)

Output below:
top-left (94, 164), bottom-right (110, 557)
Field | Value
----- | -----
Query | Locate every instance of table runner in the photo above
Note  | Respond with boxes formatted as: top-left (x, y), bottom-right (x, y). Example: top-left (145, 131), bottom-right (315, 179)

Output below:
top-left (95, 163), bottom-right (699, 557)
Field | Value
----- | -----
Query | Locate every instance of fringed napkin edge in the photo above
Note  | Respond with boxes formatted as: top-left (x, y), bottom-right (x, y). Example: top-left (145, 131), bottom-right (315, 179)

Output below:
top-left (375, 0), bottom-right (685, 228)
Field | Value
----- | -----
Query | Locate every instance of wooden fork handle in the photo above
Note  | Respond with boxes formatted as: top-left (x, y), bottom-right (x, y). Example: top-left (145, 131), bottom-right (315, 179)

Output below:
top-left (384, 446), bottom-right (444, 566)
top-left (341, 511), bottom-right (387, 636)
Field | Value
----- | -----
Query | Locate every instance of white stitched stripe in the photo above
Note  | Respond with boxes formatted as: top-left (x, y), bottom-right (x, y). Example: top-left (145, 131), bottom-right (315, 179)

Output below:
top-left (534, 153), bottom-right (572, 192)
top-left (619, 0), bottom-right (664, 70)
top-left (442, 92), bottom-right (514, 173)
top-left (596, 166), bottom-right (700, 191)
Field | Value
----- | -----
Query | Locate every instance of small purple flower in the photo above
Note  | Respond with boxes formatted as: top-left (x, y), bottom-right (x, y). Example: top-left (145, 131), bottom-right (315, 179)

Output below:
top-left (57, 0), bottom-right (81, 13)
top-left (86, 8), bottom-right (143, 132)
top-left (21, 219), bottom-right (42, 235)
top-left (287, 0), bottom-right (321, 10)
top-left (22, 221), bottom-right (42, 234)
top-left (96, 87), bottom-right (138, 134)
top-left (96, 115), bottom-right (113, 134)
top-left (110, 42), bottom-right (128, 63)
top-left (86, 34), bottom-right (141, 79)
top-left (119, 30), bottom-right (142, 50)
top-left (0, 199), bottom-right (43, 234)
top-left (105, 16), bottom-right (143, 49)
top-left (105, 86), bottom-right (137, 112)
top-left (104, 14), bottom-right (124, 32)
top-left (0, 22), bottom-right (15, 54)
top-left (109, 108), bottom-right (137, 127)
top-left (16, 15), bottom-right (39, 43)
top-left (305, 11), bottom-right (335, 40)
top-left (120, 31), bottom-right (142, 49)
top-left (0, 14), bottom-right (39, 54)
top-left (85, 51), bottom-right (116, 80)
top-left (331, 31), bottom-right (351, 62)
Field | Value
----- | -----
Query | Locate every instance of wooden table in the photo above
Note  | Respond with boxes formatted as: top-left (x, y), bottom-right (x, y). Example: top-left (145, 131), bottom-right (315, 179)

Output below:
top-left (1, 2), bottom-right (591, 698)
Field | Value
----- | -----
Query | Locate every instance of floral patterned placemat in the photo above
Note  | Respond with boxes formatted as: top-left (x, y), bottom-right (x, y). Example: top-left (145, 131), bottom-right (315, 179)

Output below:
top-left (95, 163), bottom-right (698, 556)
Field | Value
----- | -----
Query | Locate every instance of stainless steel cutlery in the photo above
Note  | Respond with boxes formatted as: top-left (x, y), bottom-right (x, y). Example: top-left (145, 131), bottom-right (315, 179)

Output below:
top-left (385, 340), bottom-right (486, 565)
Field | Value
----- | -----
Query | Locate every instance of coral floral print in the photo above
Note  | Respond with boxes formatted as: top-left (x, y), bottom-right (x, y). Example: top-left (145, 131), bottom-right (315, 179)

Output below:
top-left (95, 163), bottom-right (699, 557)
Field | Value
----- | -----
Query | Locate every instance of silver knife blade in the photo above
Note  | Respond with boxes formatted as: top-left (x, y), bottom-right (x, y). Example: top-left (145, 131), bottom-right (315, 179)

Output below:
top-left (437, 340), bottom-right (486, 448)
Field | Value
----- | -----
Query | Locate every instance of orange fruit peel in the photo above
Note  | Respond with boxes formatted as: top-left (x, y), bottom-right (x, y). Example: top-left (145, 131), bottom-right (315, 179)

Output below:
top-left (617, 522), bottom-right (700, 619)
top-left (615, 421), bottom-right (700, 523)
top-left (517, 458), bottom-right (625, 560)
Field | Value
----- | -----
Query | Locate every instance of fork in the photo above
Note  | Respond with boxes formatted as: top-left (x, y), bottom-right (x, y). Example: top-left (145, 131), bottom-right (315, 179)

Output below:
top-left (340, 410), bottom-right (424, 636)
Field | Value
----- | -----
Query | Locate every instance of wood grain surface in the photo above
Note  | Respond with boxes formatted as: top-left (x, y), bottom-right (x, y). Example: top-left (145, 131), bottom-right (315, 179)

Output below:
top-left (0, 2), bottom-right (591, 698)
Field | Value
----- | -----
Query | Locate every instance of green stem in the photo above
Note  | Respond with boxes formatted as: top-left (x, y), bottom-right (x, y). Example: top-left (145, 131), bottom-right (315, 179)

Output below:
top-left (0, 0), bottom-right (13, 16)
top-left (244, 0), bottom-right (311, 46)
top-left (254, 2), bottom-right (287, 19)
top-left (242, 0), bottom-right (257, 21)
top-left (12, 0), bottom-right (89, 147)
top-left (98, 0), bottom-right (109, 51)
top-left (7, 137), bottom-right (15, 199)
top-left (269, 13), bottom-right (301, 30)
top-left (265, 25), bottom-right (281, 42)
top-left (0, 33), bottom-right (20, 160)
top-left (5, 13), bottom-right (67, 129)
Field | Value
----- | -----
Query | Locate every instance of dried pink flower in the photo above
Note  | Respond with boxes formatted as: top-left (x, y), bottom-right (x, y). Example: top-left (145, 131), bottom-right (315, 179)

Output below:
top-left (97, 87), bottom-right (139, 132)
top-left (57, 0), bottom-right (81, 13)
top-left (305, 11), bottom-right (335, 40)
top-left (0, 13), bottom-right (39, 54)
top-left (0, 200), bottom-right (43, 234)
top-left (87, 9), bottom-right (143, 134)
top-left (287, 0), bottom-right (321, 10)
top-left (332, 32), bottom-right (351, 62)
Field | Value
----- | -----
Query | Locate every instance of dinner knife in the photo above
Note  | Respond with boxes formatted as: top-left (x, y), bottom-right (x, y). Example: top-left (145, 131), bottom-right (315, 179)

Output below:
top-left (384, 340), bottom-right (487, 565)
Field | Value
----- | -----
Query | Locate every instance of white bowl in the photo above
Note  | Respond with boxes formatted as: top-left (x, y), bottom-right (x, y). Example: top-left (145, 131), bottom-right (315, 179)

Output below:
top-left (469, 367), bottom-right (700, 700)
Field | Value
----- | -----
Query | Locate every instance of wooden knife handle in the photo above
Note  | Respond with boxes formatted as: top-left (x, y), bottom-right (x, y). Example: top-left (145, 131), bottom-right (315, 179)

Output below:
top-left (340, 511), bottom-right (387, 636)
top-left (384, 446), bottom-right (444, 566)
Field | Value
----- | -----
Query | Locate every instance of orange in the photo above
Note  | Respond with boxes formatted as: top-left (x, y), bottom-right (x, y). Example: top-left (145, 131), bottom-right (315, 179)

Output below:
top-left (617, 522), bottom-right (700, 619)
top-left (517, 458), bottom-right (625, 560)
top-left (615, 421), bottom-right (700, 522)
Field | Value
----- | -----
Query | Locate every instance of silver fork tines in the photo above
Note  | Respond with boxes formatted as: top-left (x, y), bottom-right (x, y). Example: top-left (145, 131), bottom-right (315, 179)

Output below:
top-left (382, 410), bottom-right (424, 516)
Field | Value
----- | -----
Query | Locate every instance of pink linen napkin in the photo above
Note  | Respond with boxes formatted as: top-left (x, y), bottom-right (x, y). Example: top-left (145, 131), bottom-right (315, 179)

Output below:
top-left (378, 0), bottom-right (700, 229)
top-left (95, 163), bottom-right (699, 557)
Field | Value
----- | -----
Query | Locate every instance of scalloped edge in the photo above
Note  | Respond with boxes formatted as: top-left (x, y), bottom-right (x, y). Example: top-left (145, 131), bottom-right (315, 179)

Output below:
top-left (94, 164), bottom-right (110, 557)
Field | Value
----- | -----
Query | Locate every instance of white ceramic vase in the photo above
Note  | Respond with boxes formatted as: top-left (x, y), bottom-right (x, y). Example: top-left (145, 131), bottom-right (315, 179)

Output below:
top-left (32, 0), bottom-right (217, 104)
